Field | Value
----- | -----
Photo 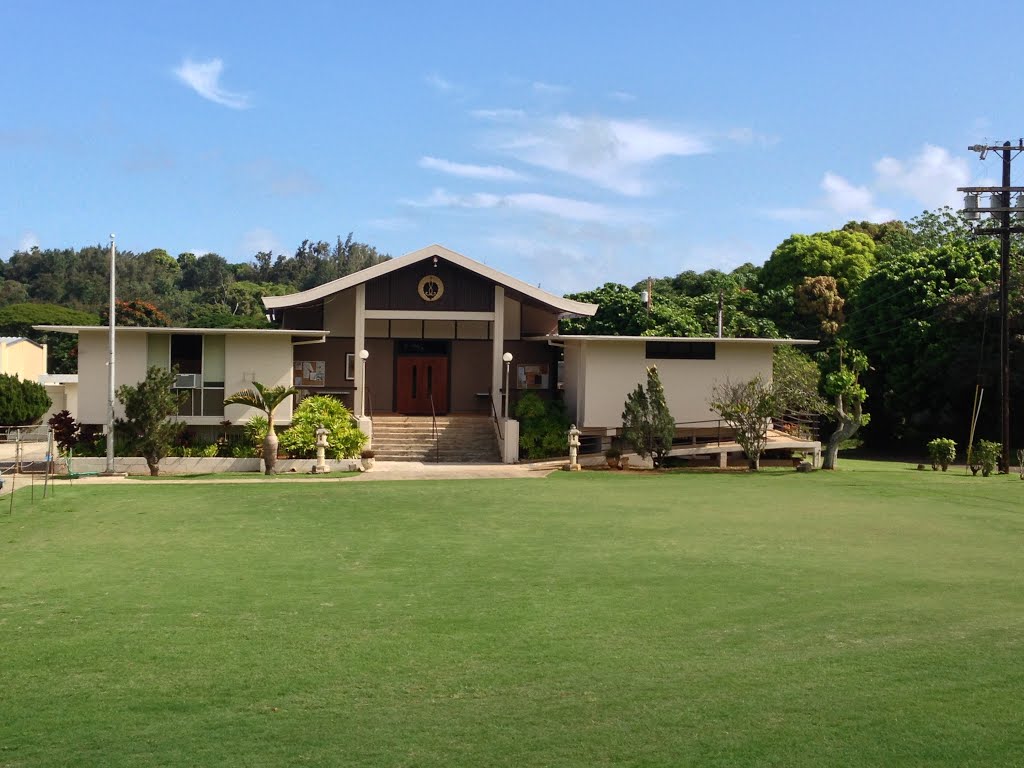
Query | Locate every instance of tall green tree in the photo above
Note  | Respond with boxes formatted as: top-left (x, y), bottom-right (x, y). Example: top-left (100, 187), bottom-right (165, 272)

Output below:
top-left (760, 230), bottom-right (878, 299)
top-left (621, 366), bottom-right (675, 467)
top-left (115, 366), bottom-right (186, 476)
top-left (0, 373), bottom-right (51, 425)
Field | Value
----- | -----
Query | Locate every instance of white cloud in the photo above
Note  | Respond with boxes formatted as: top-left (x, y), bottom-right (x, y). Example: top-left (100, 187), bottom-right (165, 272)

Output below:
top-left (532, 81), bottom-right (568, 95)
top-left (419, 156), bottom-right (526, 182)
top-left (494, 114), bottom-right (709, 196)
top-left (470, 108), bottom-right (526, 122)
top-left (873, 144), bottom-right (970, 210)
top-left (608, 90), bottom-right (636, 102)
top-left (17, 231), bottom-right (40, 251)
top-left (405, 187), bottom-right (617, 223)
top-left (425, 73), bottom-right (457, 92)
top-left (241, 228), bottom-right (281, 255)
top-left (821, 173), bottom-right (896, 222)
top-left (173, 57), bottom-right (250, 109)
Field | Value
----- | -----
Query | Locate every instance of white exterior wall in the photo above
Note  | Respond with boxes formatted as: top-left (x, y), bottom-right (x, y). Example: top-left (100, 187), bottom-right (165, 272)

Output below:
top-left (223, 334), bottom-right (296, 425)
top-left (573, 341), bottom-right (774, 429)
top-left (76, 330), bottom-right (148, 424)
top-left (75, 330), bottom-right (296, 426)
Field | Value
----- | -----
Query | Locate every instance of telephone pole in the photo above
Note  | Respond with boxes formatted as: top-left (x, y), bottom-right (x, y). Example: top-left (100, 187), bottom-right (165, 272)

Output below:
top-left (959, 141), bottom-right (1022, 473)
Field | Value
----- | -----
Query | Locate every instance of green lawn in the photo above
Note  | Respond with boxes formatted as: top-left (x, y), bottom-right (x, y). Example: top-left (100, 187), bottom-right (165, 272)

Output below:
top-left (2, 461), bottom-right (1022, 767)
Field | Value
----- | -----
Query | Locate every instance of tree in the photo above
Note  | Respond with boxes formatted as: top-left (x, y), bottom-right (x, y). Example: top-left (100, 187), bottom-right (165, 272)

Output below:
top-left (820, 344), bottom-right (870, 470)
top-left (761, 230), bottom-right (878, 298)
top-left (561, 283), bottom-right (701, 337)
top-left (515, 393), bottom-right (571, 459)
top-left (795, 275), bottom-right (844, 339)
top-left (772, 346), bottom-right (828, 415)
top-left (0, 374), bottom-right (51, 425)
top-left (115, 366), bottom-right (186, 476)
top-left (223, 381), bottom-right (298, 474)
top-left (100, 299), bottom-right (170, 327)
top-left (709, 376), bottom-right (777, 470)
top-left (278, 395), bottom-right (367, 459)
top-left (621, 366), bottom-right (675, 467)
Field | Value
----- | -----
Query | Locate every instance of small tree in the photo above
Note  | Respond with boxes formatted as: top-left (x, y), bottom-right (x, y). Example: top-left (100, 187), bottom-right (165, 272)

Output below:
top-left (621, 366), bottom-right (675, 467)
top-left (279, 395), bottom-right (367, 459)
top-left (48, 410), bottom-right (80, 453)
top-left (116, 366), bottom-right (186, 476)
top-left (224, 381), bottom-right (298, 474)
top-left (821, 344), bottom-right (870, 470)
top-left (710, 376), bottom-right (777, 470)
top-left (0, 373), bottom-right (51, 425)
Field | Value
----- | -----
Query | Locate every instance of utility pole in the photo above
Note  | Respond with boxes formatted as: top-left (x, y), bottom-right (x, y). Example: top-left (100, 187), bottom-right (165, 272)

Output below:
top-left (959, 141), bottom-right (1021, 473)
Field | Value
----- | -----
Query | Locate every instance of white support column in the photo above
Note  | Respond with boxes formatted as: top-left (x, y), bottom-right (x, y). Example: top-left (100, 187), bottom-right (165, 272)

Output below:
top-left (354, 284), bottom-right (366, 418)
top-left (492, 286), bottom-right (505, 418)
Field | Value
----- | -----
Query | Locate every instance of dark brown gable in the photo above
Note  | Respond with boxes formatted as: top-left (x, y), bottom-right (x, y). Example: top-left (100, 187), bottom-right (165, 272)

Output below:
top-left (365, 257), bottom-right (495, 312)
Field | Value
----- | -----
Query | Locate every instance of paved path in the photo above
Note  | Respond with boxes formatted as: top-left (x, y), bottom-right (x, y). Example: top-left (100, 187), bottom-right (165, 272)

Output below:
top-left (0, 460), bottom-right (565, 496)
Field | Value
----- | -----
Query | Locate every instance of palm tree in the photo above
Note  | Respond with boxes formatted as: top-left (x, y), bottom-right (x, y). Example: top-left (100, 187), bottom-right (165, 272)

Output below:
top-left (224, 381), bottom-right (298, 474)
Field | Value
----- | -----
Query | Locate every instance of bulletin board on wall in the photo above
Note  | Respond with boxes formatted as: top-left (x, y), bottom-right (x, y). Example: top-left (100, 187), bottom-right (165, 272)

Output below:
top-left (294, 360), bottom-right (326, 387)
top-left (517, 363), bottom-right (549, 390)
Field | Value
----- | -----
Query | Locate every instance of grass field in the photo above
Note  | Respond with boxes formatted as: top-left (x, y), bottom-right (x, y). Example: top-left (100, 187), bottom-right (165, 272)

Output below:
top-left (2, 461), bottom-right (1022, 767)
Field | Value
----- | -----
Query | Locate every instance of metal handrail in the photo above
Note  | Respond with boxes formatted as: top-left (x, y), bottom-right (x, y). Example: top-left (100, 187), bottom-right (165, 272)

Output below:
top-left (429, 394), bottom-right (439, 463)
top-left (490, 391), bottom-right (504, 441)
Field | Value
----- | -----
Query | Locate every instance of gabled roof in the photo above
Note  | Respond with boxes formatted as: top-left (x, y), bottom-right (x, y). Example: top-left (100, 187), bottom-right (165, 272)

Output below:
top-left (262, 243), bottom-right (599, 317)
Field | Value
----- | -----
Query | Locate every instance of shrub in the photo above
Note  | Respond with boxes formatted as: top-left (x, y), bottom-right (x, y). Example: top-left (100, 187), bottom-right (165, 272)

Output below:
top-left (970, 440), bottom-right (1001, 477)
top-left (244, 415), bottom-right (268, 454)
top-left (278, 395), bottom-right (366, 459)
top-left (0, 373), bottom-right (51, 425)
top-left (48, 410), bottom-right (80, 453)
top-left (231, 443), bottom-right (258, 458)
top-left (926, 438), bottom-right (956, 471)
top-left (515, 392), bottom-right (571, 459)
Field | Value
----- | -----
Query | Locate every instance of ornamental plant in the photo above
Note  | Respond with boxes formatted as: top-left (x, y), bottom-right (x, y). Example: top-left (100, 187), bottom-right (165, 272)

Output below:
top-left (970, 440), bottom-right (1001, 477)
top-left (278, 395), bottom-right (367, 459)
top-left (926, 437), bottom-right (956, 471)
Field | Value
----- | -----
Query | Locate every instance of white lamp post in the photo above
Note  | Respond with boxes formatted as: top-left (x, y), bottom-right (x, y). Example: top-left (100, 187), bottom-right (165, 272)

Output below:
top-left (502, 352), bottom-right (513, 419)
top-left (105, 234), bottom-right (116, 474)
top-left (358, 349), bottom-right (369, 416)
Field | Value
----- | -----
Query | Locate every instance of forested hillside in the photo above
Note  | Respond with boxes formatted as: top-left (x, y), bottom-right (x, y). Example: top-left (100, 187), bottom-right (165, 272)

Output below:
top-left (2, 212), bottom-right (1020, 451)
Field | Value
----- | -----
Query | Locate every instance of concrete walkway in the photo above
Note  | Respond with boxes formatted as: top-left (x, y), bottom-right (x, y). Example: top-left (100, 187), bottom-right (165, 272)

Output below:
top-left (0, 460), bottom-right (565, 495)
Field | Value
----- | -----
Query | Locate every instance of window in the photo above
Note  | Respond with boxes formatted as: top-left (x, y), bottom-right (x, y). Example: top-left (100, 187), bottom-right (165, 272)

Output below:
top-left (645, 341), bottom-right (716, 360)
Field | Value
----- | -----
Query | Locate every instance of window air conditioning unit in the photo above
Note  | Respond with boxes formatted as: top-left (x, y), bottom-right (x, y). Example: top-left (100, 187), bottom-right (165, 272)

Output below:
top-left (174, 373), bottom-right (201, 389)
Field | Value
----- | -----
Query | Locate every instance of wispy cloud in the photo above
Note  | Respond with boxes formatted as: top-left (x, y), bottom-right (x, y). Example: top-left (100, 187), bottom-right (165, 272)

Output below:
top-left (404, 187), bottom-right (618, 223)
top-left (419, 156), bottom-right (526, 182)
top-left (532, 81), bottom-right (568, 95)
top-left (425, 73), bottom-right (458, 92)
top-left (470, 108), bottom-right (526, 121)
top-left (492, 114), bottom-right (710, 196)
top-left (608, 90), bottom-right (636, 102)
top-left (18, 231), bottom-right (40, 251)
top-left (238, 160), bottom-right (323, 198)
top-left (173, 57), bottom-right (250, 109)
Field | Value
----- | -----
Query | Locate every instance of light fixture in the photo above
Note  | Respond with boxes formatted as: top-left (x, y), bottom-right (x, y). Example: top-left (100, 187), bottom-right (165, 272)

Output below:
top-left (358, 349), bottom-right (369, 417)
top-left (502, 352), bottom-right (513, 420)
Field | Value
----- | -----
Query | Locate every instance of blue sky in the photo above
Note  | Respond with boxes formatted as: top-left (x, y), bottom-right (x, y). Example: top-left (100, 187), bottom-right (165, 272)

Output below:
top-left (1, 1), bottom-right (1016, 294)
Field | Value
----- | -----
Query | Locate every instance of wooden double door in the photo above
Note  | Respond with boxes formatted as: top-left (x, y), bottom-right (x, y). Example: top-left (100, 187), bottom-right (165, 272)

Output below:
top-left (396, 355), bottom-right (448, 414)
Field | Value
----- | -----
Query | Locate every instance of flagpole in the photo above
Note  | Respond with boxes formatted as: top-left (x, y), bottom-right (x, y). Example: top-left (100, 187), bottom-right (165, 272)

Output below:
top-left (105, 233), bottom-right (116, 474)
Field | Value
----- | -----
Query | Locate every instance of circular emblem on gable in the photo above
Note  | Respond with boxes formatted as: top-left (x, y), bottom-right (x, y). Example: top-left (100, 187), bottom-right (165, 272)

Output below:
top-left (418, 275), bottom-right (445, 302)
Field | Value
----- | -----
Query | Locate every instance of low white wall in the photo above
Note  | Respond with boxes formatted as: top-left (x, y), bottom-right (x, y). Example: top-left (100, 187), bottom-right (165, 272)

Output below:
top-left (67, 457), bottom-right (361, 476)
